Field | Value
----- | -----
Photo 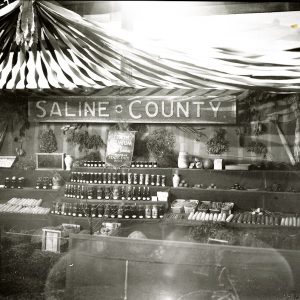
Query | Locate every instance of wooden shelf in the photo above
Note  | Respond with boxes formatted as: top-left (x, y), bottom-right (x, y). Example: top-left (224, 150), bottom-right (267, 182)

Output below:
top-left (170, 187), bottom-right (300, 196)
top-left (66, 182), bottom-right (169, 189)
top-left (50, 214), bottom-right (163, 222)
top-left (58, 197), bottom-right (168, 205)
top-left (72, 167), bottom-right (170, 172)
top-left (162, 218), bottom-right (300, 229)
top-left (0, 187), bottom-right (62, 192)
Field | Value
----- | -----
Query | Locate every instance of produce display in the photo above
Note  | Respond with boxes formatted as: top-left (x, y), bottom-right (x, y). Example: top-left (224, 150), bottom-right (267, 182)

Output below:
top-left (0, 197), bottom-right (49, 215)
top-left (226, 211), bottom-right (300, 227)
top-left (230, 183), bottom-right (246, 190)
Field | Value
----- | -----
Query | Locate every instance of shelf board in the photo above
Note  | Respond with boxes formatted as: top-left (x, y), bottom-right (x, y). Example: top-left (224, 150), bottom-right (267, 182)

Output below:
top-left (72, 167), bottom-right (170, 171)
top-left (162, 218), bottom-right (300, 229)
top-left (58, 197), bottom-right (168, 205)
top-left (170, 187), bottom-right (300, 196)
top-left (172, 168), bottom-right (300, 173)
top-left (0, 187), bottom-right (62, 192)
top-left (50, 213), bottom-right (300, 229)
top-left (50, 214), bottom-right (163, 222)
top-left (66, 182), bottom-right (169, 188)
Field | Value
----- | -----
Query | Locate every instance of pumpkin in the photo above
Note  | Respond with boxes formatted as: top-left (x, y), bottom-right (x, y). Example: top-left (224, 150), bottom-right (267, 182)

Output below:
top-left (203, 158), bottom-right (214, 169)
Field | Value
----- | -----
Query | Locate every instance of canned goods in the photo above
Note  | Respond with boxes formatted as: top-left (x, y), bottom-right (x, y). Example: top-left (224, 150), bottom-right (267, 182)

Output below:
top-left (144, 174), bottom-right (150, 186)
top-left (102, 173), bottom-right (107, 184)
top-left (97, 187), bottom-right (103, 199)
top-left (139, 173), bottom-right (144, 185)
top-left (156, 174), bottom-right (161, 186)
top-left (126, 173), bottom-right (131, 184)
top-left (132, 187), bottom-right (137, 200)
top-left (89, 173), bottom-right (94, 183)
top-left (112, 186), bottom-right (119, 200)
top-left (117, 173), bottom-right (121, 184)
top-left (120, 186), bottom-right (126, 200)
top-left (112, 172), bottom-right (117, 184)
top-left (97, 173), bottom-right (102, 184)
top-left (107, 173), bottom-right (112, 184)
top-left (145, 205), bottom-right (152, 219)
top-left (133, 173), bottom-right (138, 185)
top-left (93, 173), bottom-right (98, 183)
top-left (127, 186), bottom-right (132, 200)
top-left (150, 174), bottom-right (155, 186)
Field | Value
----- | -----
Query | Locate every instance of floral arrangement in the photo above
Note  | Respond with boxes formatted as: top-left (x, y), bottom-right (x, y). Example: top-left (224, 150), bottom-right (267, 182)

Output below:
top-left (206, 128), bottom-right (229, 155)
top-left (39, 129), bottom-right (57, 153)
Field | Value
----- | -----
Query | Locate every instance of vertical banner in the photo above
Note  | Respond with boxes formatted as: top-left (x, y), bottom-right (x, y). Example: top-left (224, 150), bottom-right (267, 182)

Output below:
top-left (105, 131), bottom-right (136, 168)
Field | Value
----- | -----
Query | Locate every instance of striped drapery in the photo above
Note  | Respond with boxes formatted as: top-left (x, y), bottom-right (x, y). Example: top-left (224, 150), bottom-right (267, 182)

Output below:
top-left (0, 1), bottom-right (300, 93)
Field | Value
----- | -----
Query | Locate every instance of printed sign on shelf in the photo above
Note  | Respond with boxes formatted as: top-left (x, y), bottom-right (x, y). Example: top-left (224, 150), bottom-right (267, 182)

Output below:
top-left (28, 95), bottom-right (236, 124)
top-left (105, 130), bottom-right (135, 168)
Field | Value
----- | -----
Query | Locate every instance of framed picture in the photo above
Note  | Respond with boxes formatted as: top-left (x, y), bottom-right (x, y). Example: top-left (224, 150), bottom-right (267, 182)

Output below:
top-left (42, 228), bottom-right (62, 253)
top-left (36, 153), bottom-right (65, 170)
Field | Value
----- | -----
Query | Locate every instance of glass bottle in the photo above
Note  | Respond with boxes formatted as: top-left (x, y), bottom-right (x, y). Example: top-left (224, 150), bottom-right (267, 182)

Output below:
top-left (4, 177), bottom-right (10, 188)
top-left (97, 204), bottom-right (104, 218)
top-left (145, 205), bottom-right (152, 219)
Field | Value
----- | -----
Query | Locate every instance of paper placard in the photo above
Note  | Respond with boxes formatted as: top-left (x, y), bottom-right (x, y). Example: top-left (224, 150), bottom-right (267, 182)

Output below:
top-left (105, 131), bottom-right (135, 168)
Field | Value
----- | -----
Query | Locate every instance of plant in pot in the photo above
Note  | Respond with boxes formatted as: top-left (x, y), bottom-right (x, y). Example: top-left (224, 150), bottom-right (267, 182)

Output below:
top-left (146, 128), bottom-right (177, 167)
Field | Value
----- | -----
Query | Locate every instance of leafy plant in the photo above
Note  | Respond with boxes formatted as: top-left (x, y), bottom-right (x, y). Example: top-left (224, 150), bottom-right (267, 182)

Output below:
top-left (13, 155), bottom-right (36, 170)
top-left (247, 141), bottom-right (268, 157)
top-left (206, 128), bottom-right (229, 155)
top-left (146, 128), bottom-right (176, 167)
top-left (65, 127), bottom-right (105, 152)
top-left (39, 129), bottom-right (57, 153)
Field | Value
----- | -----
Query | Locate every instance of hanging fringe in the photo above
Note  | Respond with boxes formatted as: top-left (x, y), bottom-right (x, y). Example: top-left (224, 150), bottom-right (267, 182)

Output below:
top-left (15, 0), bottom-right (37, 51)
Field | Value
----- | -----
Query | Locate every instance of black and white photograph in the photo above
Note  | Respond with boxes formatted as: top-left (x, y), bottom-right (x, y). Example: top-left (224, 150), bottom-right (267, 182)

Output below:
top-left (0, 1), bottom-right (300, 299)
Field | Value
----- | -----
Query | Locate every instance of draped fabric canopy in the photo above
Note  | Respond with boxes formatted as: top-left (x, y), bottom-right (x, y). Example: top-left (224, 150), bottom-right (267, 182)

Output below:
top-left (0, 0), bottom-right (300, 93)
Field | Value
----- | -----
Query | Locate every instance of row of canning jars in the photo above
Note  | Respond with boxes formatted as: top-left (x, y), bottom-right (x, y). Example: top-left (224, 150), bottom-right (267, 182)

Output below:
top-left (50, 202), bottom-right (165, 219)
top-left (82, 161), bottom-right (158, 168)
top-left (65, 184), bottom-right (152, 201)
top-left (70, 172), bottom-right (166, 186)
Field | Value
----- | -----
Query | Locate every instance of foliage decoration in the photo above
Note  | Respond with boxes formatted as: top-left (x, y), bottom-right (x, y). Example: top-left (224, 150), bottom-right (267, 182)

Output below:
top-left (39, 129), bottom-right (57, 153)
top-left (247, 141), bottom-right (268, 157)
top-left (63, 125), bottom-right (105, 152)
top-left (206, 128), bottom-right (229, 155)
top-left (13, 155), bottom-right (36, 170)
top-left (146, 128), bottom-right (176, 167)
